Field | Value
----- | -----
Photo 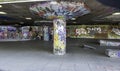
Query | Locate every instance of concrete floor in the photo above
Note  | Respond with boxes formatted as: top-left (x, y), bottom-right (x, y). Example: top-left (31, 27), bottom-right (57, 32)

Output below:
top-left (0, 38), bottom-right (120, 71)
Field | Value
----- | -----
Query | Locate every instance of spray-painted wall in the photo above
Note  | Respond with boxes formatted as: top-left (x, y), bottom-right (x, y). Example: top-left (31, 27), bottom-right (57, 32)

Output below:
top-left (67, 25), bottom-right (120, 39)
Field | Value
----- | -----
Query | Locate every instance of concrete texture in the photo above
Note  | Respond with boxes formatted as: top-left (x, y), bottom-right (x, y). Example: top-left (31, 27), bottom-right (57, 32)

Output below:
top-left (0, 38), bottom-right (120, 71)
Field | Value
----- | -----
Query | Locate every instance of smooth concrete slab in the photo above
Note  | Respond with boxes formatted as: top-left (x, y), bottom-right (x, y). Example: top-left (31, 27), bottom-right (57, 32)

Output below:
top-left (0, 38), bottom-right (120, 71)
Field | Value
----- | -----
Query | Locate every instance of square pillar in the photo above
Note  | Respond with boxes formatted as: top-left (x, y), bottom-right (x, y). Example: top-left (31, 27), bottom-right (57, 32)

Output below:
top-left (53, 18), bottom-right (66, 55)
top-left (43, 26), bottom-right (49, 41)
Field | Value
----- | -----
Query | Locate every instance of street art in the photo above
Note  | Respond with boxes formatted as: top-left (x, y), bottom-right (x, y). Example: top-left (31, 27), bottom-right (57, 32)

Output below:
top-left (30, 1), bottom-right (90, 20)
top-left (75, 27), bottom-right (102, 36)
top-left (100, 40), bottom-right (120, 46)
top-left (53, 19), bottom-right (66, 55)
top-left (106, 49), bottom-right (120, 58)
top-left (67, 25), bottom-right (120, 39)
top-left (87, 27), bottom-right (102, 34)
top-left (30, 1), bottom-right (90, 55)
top-left (112, 28), bottom-right (120, 36)
top-left (21, 26), bottom-right (30, 39)
top-left (108, 26), bottom-right (120, 39)
top-left (76, 28), bottom-right (87, 35)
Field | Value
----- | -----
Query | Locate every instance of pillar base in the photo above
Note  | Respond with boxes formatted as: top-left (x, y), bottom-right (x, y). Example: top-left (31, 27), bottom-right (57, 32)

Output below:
top-left (54, 49), bottom-right (66, 55)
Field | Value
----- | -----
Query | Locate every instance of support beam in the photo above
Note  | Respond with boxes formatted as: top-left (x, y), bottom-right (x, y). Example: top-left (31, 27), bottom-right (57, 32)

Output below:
top-left (43, 26), bottom-right (49, 41)
top-left (53, 18), bottom-right (66, 55)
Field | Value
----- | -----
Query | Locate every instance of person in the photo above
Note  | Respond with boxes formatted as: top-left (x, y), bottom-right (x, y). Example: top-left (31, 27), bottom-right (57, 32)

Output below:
top-left (40, 31), bottom-right (43, 40)
top-left (29, 27), bottom-right (32, 32)
top-left (0, 31), bottom-right (2, 39)
top-left (4, 29), bottom-right (8, 39)
top-left (29, 27), bottom-right (34, 39)
top-left (19, 32), bottom-right (23, 39)
top-left (50, 29), bottom-right (53, 41)
top-left (16, 31), bottom-right (19, 39)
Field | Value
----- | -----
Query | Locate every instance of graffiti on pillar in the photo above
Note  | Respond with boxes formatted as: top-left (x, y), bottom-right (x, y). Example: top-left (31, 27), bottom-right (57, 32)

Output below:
top-left (53, 19), bottom-right (66, 55)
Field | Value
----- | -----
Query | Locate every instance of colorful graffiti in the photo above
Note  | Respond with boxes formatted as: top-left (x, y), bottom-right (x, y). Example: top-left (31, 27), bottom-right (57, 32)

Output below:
top-left (30, 1), bottom-right (90, 20)
top-left (67, 25), bottom-right (120, 39)
top-left (100, 40), bottom-right (120, 46)
top-left (53, 19), bottom-right (66, 55)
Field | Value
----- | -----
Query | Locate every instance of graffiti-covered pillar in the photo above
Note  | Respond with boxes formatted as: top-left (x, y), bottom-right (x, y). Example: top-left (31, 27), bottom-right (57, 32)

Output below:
top-left (53, 18), bottom-right (66, 55)
top-left (30, 0), bottom-right (91, 55)
top-left (43, 26), bottom-right (49, 41)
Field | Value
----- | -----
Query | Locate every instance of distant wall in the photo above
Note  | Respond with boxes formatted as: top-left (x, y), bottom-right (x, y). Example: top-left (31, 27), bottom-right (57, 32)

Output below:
top-left (67, 25), bottom-right (120, 39)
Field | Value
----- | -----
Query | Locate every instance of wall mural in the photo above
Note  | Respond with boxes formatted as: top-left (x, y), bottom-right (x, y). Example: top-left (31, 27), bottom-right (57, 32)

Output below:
top-left (67, 25), bottom-right (120, 39)
top-left (100, 40), bottom-right (120, 46)
top-left (108, 26), bottom-right (120, 39)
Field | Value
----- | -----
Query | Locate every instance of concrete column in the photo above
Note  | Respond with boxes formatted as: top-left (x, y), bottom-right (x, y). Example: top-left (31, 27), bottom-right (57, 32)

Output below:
top-left (43, 26), bottom-right (49, 41)
top-left (53, 18), bottom-right (66, 55)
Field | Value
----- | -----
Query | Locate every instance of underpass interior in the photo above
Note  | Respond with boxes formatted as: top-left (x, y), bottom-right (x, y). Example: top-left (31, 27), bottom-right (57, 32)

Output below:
top-left (0, 38), bottom-right (120, 71)
top-left (0, 0), bottom-right (120, 71)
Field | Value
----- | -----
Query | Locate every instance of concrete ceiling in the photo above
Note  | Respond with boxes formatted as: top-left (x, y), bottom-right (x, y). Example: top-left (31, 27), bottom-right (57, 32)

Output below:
top-left (0, 0), bottom-right (119, 26)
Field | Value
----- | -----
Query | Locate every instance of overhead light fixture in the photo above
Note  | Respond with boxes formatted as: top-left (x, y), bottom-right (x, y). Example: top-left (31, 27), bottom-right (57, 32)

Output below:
top-left (50, 1), bottom-right (57, 4)
top-left (0, 5), bottom-right (2, 8)
top-left (15, 24), bottom-right (19, 26)
top-left (73, 22), bottom-right (77, 24)
top-left (34, 20), bottom-right (52, 23)
top-left (0, 11), bottom-right (7, 14)
top-left (25, 17), bottom-right (32, 20)
top-left (71, 18), bottom-right (76, 20)
top-left (20, 22), bottom-right (24, 24)
top-left (0, 0), bottom-right (50, 4)
top-left (112, 12), bottom-right (120, 15)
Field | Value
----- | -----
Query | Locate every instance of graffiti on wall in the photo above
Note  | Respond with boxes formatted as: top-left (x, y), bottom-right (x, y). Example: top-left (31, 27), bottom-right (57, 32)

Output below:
top-left (112, 28), bottom-right (120, 36)
top-left (67, 25), bottom-right (120, 39)
top-left (75, 27), bottom-right (102, 35)
top-left (87, 27), bottom-right (102, 34)
top-left (76, 28), bottom-right (87, 35)
top-left (108, 26), bottom-right (120, 39)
